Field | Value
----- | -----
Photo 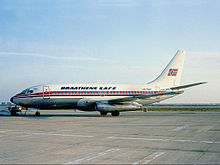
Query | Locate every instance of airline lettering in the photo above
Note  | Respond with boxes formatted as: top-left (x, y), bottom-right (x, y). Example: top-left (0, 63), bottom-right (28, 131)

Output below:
top-left (61, 86), bottom-right (117, 90)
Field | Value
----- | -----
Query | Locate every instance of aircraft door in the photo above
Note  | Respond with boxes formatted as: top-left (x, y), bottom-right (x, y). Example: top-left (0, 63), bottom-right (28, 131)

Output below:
top-left (155, 86), bottom-right (161, 99)
top-left (43, 86), bottom-right (50, 99)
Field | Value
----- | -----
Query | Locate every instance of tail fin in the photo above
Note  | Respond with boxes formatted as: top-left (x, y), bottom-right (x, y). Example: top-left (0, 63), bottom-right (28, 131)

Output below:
top-left (148, 50), bottom-right (186, 87)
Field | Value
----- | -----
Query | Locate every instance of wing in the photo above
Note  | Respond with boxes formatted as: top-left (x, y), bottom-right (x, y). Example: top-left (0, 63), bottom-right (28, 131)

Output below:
top-left (108, 91), bottom-right (181, 104)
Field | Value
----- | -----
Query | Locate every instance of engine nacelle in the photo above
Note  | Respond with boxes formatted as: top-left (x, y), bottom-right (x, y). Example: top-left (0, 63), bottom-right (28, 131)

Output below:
top-left (76, 99), bottom-right (96, 111)
top-left (96, 103), bottom-right (141, 112)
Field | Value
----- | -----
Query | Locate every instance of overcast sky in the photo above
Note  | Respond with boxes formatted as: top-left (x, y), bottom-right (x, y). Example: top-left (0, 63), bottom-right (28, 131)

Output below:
top-left (0, 0), bottom-right (219, 103)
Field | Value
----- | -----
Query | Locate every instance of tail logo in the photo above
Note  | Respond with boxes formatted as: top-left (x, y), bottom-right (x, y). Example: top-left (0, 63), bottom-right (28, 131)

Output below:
top-left (168, 69), bottom-right (178, 76)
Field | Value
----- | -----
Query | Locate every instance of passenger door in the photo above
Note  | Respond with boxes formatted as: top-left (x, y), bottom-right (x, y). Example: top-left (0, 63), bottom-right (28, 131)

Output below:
top-left (43, 86), bottom-right (50, 99)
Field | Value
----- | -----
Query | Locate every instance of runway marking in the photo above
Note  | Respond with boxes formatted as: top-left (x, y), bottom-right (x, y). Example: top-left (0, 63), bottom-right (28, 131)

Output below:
top-left (171, 124), bottom-right (190, 131)
top-left (200, 140), bottom-right (215, 144)
top-left (108, 136), bottom-right (220, 144)
top-left (0, 134), bottom-right (36, 141)
top-left (133, 152), bottom-right (165, 164)
top-left (0, 132), bottom-right (93, 141)
top-left (173, 139), bottom-right (196, 143)
top-left (64, 148), bottom-right (120, 164)
top-left (31, 132), bottom-right (94, 138)
top-left (108, 136), bottom-right (170, 141)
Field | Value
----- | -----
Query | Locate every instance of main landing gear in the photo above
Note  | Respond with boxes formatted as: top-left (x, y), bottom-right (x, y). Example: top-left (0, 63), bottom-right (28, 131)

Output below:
top-left (111, 111), bottom-right (120, 116)
top-left (99, 111), bottom-right (120, 116)
top-left (35, 111), bottom-right (40, 116)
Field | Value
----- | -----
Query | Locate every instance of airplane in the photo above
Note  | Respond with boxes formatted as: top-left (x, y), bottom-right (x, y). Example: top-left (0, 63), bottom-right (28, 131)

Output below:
top-left (10, 50), bottom-right (206, 116)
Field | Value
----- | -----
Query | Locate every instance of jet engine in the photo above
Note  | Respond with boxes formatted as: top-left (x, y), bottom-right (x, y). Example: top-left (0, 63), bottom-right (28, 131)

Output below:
top-left (96, 103), bottom-right (142, 112)
top-left (76, 99), bottom-right (96, 111)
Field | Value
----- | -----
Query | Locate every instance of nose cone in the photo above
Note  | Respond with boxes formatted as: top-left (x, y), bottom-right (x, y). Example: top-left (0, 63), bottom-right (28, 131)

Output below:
top-left (10, 97), bottom-right (14, 103)
top-left (10, 96), bottom-right (19, 105)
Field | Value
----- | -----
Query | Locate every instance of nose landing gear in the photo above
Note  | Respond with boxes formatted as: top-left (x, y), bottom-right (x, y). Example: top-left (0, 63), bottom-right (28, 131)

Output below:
top-left (10, 106), bottom-right (22, 116)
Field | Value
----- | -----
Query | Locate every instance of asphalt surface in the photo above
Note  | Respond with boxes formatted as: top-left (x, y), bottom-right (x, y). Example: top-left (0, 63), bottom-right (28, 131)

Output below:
top-left (0, 110), bottom-right (220, 164)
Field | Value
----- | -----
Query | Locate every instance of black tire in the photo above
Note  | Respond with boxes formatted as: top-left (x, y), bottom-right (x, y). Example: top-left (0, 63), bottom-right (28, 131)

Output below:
top-left (11, 110), bottom-right (17, 116)
top-left (100, 111), bottom-right (108, 116)
top-left (35, 111), bottom-right (40, 116)
top-left (111, 111), bottom-right (120, 116)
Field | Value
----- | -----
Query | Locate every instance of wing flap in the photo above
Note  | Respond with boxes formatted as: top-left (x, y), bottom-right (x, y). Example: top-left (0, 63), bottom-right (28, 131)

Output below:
top-left (108, 91), bottom-right (181, 104)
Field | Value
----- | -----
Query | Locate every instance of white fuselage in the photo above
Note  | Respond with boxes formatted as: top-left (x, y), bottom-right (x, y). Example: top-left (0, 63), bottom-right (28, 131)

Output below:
top-left (10, 50), bottom-right (206, 116)
top-left (11, 83), bottom-right (182, 110)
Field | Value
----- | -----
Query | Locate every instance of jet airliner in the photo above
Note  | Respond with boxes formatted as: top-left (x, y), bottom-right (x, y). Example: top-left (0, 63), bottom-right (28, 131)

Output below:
top-left (10, 50), bottom-right (206, 116)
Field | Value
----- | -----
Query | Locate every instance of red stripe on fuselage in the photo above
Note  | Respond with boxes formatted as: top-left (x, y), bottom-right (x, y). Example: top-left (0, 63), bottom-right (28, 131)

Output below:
top-left (14, 90), bottom-right (183, 98)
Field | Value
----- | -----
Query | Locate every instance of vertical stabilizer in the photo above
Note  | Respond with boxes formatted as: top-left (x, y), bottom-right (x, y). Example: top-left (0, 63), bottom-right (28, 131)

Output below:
top-left (148, 50), bottom-right (186, 87)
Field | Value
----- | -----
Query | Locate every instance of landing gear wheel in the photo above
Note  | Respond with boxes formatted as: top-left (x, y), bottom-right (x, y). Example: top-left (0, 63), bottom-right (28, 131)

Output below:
top-left (111, 111), bottom-right (120, 116)
top-left (35, 111), bottom-right (40, 116)
top-left (10, 107), bottom-right (20, 116)
top-left (11, 110), bottom-right (17, 116)
top-left (100, 111), bottom-right (108, 116)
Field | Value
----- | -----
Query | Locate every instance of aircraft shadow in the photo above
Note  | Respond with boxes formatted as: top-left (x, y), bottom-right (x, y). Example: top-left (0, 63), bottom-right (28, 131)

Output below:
top-left (21, 113), bottom-right (109, 118)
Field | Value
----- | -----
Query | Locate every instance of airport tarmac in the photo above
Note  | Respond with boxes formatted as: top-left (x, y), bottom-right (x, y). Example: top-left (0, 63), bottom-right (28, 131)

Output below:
top-left (0, 110), bottom-right (220, 164)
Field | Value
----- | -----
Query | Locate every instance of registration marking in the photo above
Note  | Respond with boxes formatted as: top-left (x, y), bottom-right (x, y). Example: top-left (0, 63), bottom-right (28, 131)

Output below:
top-left (133, 152), bottom-right (165, 164)
top-left (64, 148), bottom-right (120, 164)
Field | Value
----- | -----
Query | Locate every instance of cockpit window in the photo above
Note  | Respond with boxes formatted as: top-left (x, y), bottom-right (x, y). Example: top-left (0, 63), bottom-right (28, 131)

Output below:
top-left (19, 89), bottom-right (34, 95)
top-left (20, 90), bottom-right (26, 94)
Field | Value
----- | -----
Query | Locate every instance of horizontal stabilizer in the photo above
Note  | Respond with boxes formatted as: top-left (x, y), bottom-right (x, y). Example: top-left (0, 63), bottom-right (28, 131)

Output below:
top-left (170, 82), bottom-right (207, 90)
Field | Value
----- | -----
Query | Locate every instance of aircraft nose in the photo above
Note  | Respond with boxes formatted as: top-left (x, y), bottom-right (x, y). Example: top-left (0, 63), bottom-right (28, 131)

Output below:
top-left (10, 97), bottom-right (14, 103)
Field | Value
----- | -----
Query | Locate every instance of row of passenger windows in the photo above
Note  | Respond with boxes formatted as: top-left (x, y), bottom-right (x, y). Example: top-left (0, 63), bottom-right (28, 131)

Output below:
top-left (50, 91), bottom-right (160, 94)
